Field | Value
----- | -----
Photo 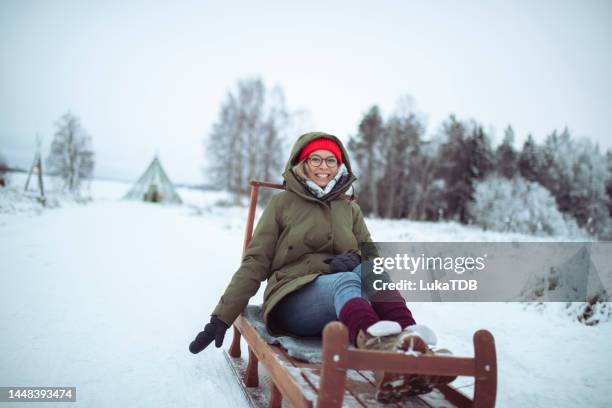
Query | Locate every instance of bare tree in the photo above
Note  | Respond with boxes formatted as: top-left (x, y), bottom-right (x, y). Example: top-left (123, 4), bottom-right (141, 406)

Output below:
top-left (47, 112), bottom-right (95, 195)
top-left (204, 77), bottom-right (289, 204)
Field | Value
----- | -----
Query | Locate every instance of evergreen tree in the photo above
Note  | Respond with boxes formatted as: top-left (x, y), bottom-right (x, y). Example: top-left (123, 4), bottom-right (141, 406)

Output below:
top-left (467, 124), bottom-right (495, 181)
top-left (347, 106), bottom-right (385, 216)
top-left (436, 115), bottom-right (473, 222)
top-left (496, 125), bottom-right (518, 178)
top-left (518, 134), bottom-right (539, 182)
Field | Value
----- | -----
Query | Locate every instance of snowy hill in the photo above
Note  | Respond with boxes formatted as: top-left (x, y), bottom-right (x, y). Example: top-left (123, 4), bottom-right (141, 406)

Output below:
top-left (1, 175), bottom-right (611, 407)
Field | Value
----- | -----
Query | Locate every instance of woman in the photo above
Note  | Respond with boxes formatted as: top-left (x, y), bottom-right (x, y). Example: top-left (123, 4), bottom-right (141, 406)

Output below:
top-left (190, 132), bottom-right (450, 401)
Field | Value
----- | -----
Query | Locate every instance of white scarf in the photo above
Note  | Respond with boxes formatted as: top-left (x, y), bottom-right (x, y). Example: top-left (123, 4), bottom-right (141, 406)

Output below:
top-left (304, 163), bottom-right (350, 198)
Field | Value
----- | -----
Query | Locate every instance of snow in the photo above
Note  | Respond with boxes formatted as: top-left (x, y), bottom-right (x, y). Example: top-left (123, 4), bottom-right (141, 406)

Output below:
top-left (412, 302), bottom-right (612, 407)
top-left (366, 320), bottom-right (402, 337)
top-left (1, 174), bottom-right (611, 407)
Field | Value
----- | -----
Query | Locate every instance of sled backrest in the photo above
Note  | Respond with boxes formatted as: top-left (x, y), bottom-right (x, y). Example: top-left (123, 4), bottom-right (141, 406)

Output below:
top-left (242, 181), bottom-right (285, 254)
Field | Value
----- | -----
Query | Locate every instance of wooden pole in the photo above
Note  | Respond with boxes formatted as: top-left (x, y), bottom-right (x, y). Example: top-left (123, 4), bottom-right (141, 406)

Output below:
top-left (473, 330), bottom-right (497, 408)
top-left (242, 183), bottom-right (260, 253)
top-left (37, 155), bottom-right (45, 201)
top-left (244, 347), bottom-right (259, 387)
top-left (228, 325), bottom-right (241, 358)
top-left (318, 322), bottom-right (349, 407)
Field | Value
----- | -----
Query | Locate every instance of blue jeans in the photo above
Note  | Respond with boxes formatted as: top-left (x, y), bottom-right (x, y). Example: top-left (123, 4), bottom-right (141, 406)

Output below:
top-left (270, 264), bottom-right (367, 337)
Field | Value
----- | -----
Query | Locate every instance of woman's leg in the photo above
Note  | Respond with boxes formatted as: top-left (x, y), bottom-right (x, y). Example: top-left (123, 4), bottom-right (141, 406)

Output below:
top-left (270, 272), bottom-right (350, 337)
top-left (353, 261), bottom-right (417, 329)
top-left (371, 291), bottom-right (416, 329)
top-left (271, 271), bottom-right (377, 339)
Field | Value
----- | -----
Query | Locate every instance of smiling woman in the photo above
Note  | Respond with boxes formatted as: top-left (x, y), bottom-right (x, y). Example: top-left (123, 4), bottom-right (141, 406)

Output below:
top-left (190, 131), bottom-right (455, 402)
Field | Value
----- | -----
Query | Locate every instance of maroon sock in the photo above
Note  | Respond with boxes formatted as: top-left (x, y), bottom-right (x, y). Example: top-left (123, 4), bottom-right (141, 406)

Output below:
top-left (338, 297), bottom-right (380, 345)
top-left (371, 290), bottom-right (416, 329)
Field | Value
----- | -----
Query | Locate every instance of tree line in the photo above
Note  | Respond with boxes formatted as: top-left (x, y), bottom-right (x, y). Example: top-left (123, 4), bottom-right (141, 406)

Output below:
top-left (205, 78), bottom-right (611, 239)
top-left (348, 105), bottom-right (611, 238)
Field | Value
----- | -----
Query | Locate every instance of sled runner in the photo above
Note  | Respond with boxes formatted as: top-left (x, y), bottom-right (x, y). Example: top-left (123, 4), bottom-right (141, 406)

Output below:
top-left (225, 180), bottom-right (497, 407)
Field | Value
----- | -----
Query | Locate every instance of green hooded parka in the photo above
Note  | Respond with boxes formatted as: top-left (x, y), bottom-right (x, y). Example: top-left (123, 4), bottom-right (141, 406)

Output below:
top-left (211, 131), bottom-right (375, 333)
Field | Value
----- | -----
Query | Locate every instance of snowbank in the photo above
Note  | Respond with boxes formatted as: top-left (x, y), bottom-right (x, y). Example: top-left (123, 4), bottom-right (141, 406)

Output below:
top-left (1, 177), bottom-right (610, 407)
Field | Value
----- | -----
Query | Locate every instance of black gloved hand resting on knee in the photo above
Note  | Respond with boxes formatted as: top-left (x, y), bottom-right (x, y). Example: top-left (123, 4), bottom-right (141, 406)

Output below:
top-left (189, 316), bottom-right (229, 354)
top-left (324, 250), bottom-right (361, 273)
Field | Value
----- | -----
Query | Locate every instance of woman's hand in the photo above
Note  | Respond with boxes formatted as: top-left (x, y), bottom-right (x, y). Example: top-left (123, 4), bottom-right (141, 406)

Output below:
top-left (324, 250), bottom-right (361, 273)
top-left (189, 316), bottom-right (229, 354)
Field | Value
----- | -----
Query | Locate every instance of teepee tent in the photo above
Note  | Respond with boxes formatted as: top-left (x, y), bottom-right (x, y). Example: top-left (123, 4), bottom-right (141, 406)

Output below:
top-left (124, 156), bottom-right (182, 204)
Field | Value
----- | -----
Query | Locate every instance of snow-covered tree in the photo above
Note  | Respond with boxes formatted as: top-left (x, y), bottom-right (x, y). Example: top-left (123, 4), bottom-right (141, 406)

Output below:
top-left (518, 134), bottom-right (540, 182)
top-left (469, 174), bottom-right (587, 237)
top-left (535, 129), bottom-right (609, 237)
top-left (47, 112), bottom-right (95, 195)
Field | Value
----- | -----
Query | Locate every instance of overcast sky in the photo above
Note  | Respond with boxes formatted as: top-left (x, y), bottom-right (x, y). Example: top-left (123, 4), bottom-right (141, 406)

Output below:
top-left (1, 0), bottom-right (611, 184)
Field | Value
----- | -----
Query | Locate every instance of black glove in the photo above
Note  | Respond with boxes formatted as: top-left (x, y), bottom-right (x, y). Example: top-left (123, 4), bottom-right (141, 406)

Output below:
top-left (189, 316), bottom-right (229, 354)
top-left (324, 250), bottom-right (361, 273)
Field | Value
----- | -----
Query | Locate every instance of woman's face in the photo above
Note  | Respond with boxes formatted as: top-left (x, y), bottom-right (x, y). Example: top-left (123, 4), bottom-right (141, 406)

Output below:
top-left (304, 149), bottom-right (340, 188)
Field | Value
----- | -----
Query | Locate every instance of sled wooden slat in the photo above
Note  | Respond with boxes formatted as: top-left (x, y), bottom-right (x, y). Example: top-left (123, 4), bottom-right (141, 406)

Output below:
top-left (233, 315), bottom-right (314, 408)
top-left (271, 340), bottom-right (366, 407)
top-left (301, 369), bottom-right (373, 407)
top-left (276, 347), bottom-right (366, 407)
top-left (344, 371), bottom-right (402, 408)
top-left (224, 180), bottom-right (498, 407)
top-left (276, 345), bottom-right (410, 408)
top-left (343, 371), bottom-right (405, 408)
top-left (274, 344), bottom-right (405, 408)
top-left (340, 351), bottom-right (476, 377)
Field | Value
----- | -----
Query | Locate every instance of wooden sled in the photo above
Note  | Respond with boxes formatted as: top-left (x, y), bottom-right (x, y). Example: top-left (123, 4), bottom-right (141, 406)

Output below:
top-left (225, 180), bottom-right (497, 407)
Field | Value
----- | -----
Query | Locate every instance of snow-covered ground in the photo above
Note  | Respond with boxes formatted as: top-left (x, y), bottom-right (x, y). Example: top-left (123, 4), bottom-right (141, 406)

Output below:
top-left (1, 175), bottom-right (611, 407)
